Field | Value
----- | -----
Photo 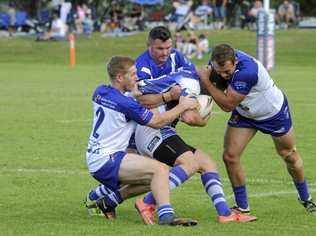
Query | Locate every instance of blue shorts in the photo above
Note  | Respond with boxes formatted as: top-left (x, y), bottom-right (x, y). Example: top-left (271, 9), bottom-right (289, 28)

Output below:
top-left (228, 98), bottom-right (292, 137)
top-left (91, 151), bottom-right (126, 191)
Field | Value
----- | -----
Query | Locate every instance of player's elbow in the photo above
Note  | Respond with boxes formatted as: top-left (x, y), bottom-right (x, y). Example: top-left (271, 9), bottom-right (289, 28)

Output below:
top-left (220, 103), bottom-right (235, 112)
top-left (182, 115), bottom-right (207, 127)
top-left (222, 106), bottom-right (234, 112)
top-left (181, 110), bottom-right (207, 127)
top-left (146, 114), bottom-right (166, 129)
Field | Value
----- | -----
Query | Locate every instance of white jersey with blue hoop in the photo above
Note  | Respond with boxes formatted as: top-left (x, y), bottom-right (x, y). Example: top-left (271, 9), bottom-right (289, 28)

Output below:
top-left (86, 85), bottom-right (153, 173)
top-left (230, 51), bottom-right (284, 120)
top-left (138, 69), bottom-right (201, 96)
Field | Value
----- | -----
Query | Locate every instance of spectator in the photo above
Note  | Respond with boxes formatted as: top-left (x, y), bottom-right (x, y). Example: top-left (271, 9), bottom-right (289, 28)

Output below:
top-left (241, 0), bottom-right (263, 29)
top-left (175, 32), bottom-right (186, 53)
top-left (186, 0), bottom-right (213, 29)
top-left (60, 0), bottom-right (72, 24)
top-left (172, 0), bottom-right (193, 23)
top-left (277, 0), bottom-right (296, 28)
top-left (194, 0), bottom-right (213, 24)
top-left (75, 3), bottom-right (86, 34)
top-left (37, 12), bottom-right (67, 41)
top-left (183, 31), bottom-right (198, 58)
top-left (197, 34), bottom-right (210, 59)
top-left (169, 0), bottom-right (193, 30)
top-left (8, 2), bottom-right (16, 36)
top-left (213, 0), bottom-right (227, 29)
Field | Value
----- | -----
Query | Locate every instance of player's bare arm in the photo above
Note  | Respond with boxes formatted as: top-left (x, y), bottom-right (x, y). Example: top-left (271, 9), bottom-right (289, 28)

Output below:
top-left (136, 85), bottom-right (181, 109)
top-left (147, 96), bottom-right (197, 128)
top-left (198, 66), bottom-right (245, 112)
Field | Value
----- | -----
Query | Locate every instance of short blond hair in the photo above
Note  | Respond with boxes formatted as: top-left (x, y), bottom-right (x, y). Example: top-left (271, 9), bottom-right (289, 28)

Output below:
top-left (107, 56), bottom-right (135, 81)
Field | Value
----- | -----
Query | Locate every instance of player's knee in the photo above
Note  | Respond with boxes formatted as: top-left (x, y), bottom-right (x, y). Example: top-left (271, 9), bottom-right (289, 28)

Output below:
top-left (222, 151), bottom-right (240, 165)
top-left (278, 147), bottom-right (296, 161)
top-left (153, 161), bottom-right (169, 175)
top-left (195, 152), bottom-right (217, 172)
top-left (279, 148), bottom-right (302, 167)
top-left (177, 155), bottom-right (199, 175)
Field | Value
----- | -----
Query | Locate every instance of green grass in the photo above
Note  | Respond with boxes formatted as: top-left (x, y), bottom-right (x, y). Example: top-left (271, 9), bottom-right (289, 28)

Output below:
top-left (1, 29), bottom-right (316, 235)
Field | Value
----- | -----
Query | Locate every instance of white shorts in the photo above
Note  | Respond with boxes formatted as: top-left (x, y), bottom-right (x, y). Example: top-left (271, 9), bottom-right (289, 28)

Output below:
top-left (135, 125), bottom-right (163, 158)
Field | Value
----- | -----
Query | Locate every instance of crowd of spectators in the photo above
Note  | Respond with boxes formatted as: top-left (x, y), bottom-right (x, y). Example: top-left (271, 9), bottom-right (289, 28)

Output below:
top-left (0, 0), bottom-right (303, 40)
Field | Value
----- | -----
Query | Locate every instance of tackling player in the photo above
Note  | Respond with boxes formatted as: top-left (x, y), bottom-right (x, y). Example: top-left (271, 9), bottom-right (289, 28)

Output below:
top-left (85, 56), bottom-right (198, 226)
top-left (199, 44), bottom-right (316, 215)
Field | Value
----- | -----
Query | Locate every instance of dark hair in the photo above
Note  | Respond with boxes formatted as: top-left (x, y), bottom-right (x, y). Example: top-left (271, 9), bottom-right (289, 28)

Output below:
top-left (148, 26), bottom-right (172, 42)
top-left (107, 56), bottom-right (135, 81)
top-left (211, 44), bottom-right (236, 66)
top-left (199, 34), bottom-right (206, 39)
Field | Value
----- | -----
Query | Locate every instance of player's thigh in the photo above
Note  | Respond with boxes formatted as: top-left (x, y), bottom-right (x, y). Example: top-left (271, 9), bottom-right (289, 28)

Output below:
top-left (224, 126), bottom-right (257, 156)
top-left (272, 127), bottom-right (296, 153)
top-left (154, 135), bottom-right (196, 166)
top-left (118, 153), bottom-right (167, 185)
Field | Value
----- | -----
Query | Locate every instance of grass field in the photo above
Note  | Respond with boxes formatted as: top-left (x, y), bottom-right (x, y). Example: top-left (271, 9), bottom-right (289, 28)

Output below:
top-left (1, 29), bottom-right (316, 236)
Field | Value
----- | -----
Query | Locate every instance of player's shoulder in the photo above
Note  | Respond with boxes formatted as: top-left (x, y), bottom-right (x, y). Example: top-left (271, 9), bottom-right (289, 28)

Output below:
top-left (136, 50), bottom-right (150, 65)
top-left (93, 85), bottom-right (132, 107)
top-left (236, 51), bottom-right (258, 75)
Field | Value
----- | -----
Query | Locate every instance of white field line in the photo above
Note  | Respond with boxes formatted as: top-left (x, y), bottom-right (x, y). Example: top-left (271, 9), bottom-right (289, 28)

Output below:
top-left (226, 188), bottom-right (316, 200)
top-left (56, 119), bottom-right (91, 124)
top-left (1, 167), bottom-right (316, 186)
top-left (3, 167), bottom-right (316, 200)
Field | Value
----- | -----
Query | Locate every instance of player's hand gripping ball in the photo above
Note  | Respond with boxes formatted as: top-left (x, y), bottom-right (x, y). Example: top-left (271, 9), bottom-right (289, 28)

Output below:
top-left (197, 95), bottom-right (214, 119)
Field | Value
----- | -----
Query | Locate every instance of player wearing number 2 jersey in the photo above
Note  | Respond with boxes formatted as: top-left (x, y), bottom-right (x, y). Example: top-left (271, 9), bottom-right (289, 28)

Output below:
top-left (85, 56), bottom-right (198, 226)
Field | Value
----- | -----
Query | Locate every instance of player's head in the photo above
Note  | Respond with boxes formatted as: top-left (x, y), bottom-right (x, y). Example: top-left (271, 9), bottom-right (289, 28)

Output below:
top-left (211, 44), bottom-right (238, 80)
top-left (147, 26), bottom-right (173, 66)
top-left (107, 56), bottom-right (137, 92)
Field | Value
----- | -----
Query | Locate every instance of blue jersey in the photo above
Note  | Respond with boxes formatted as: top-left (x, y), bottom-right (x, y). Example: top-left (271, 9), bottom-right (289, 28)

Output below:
top-left (136, 48), bottom-right (197, 81)
top-left (135, 48), bottom-right (196, 141)
top-left (228, 51), bottom-right (284, 120)
top-left (86, 85), bottom-right (153, 172)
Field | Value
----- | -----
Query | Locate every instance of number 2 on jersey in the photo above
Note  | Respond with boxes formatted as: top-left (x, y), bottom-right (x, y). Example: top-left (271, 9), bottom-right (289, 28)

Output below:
top-left (92, 107), bottom-right (105, 138)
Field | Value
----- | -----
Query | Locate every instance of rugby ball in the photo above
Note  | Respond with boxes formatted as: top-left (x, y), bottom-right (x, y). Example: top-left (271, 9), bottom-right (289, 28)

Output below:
top-left (197, 95), bottom-right (214, 119)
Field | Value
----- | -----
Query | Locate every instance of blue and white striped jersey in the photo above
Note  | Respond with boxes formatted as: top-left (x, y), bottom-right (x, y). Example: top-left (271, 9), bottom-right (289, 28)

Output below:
top-left (230, 51), bottom-right (284, 120)
top-left (86, 85), bottom-right (153, 172)
top-left (138, 69), bottom-right (200, 97)
top-left (136, 48), bottom-right (197, 81)
top-left (135, 48), bottom-right (197, 141)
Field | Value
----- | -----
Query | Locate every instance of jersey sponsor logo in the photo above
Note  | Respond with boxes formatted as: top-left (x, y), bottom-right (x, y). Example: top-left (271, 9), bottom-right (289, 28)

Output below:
top-left (233, 81), bottom-right (247, 90)
top-left (147, 136), bottom-right (161, 152)
top-left (228, 114), bottom-right (240, 125)
top-left (273, 127), bottom-right (286, 133)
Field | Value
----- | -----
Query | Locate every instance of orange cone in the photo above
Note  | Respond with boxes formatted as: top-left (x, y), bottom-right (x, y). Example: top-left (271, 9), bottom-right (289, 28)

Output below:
top-left (69, 33), bottom-right (76, 67)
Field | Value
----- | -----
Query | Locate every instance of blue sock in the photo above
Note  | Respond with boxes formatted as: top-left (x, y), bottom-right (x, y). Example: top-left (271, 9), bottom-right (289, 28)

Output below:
top-left (157, 204), bottom-right (174, 221)
top-left (201, 172), bottom-right (231, 216)
top-left (143, 165), bottom-right (189, 205)
top-left (233, 185), bottom-right (248, 209)
top-left (295, 180), bottom-right (310, 201)
top-left (89, 185), bottom-right (123, 208)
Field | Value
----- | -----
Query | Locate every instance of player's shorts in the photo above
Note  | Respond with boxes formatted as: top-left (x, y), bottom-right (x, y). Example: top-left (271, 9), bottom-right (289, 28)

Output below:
top-left (135, 124), bottom-right (195, 166)
top-left (90, 151), bottom-right (126, 191)
top-left (153, 135), bottom-right (196, 166)
top-left (228, 97), bottom-right (292, 137)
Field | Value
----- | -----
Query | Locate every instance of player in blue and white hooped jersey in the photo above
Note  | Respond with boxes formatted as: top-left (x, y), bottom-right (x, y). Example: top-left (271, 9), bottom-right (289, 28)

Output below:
top-left (85, 56), bottom-right (198, 226)
top-left (135, 26), bottom-right (208, 126)
top-left (199, 44), bottom-right (316, 215)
